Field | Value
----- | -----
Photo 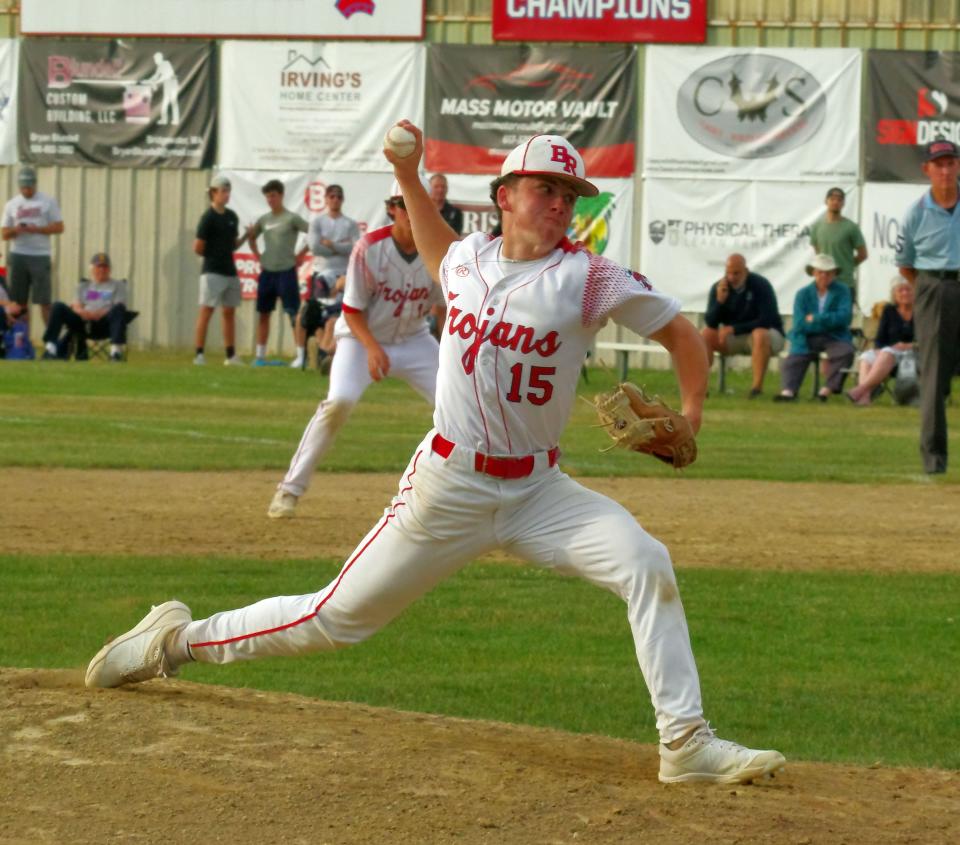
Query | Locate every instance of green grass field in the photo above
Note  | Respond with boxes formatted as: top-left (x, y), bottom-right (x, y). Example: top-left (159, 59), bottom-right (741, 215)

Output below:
top-left (2, 354), bottom-right (958, 770)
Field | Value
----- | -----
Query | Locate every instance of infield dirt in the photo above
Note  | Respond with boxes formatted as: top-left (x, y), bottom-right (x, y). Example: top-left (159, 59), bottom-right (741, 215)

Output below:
top-left (3, 468), bottom-right (959, 844)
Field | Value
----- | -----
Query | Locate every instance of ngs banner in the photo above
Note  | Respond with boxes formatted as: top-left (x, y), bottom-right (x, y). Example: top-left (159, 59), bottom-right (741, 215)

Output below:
top-left (21, 0), bottom-right (424, 40)
top-left (865, 51), bottom-right (960, 183)
top-left (641, 178), bottom-right (859, 313)
top-left (18, 39), bottom-right (215, 167)
top-left (644, 47), bottom-right (861, 181)
top-left (0, 40), bottom-right (18, 164)
top-left (425, 45), bottom-right (636, 176)
top-left (219, 42), bottom-right (423, 172)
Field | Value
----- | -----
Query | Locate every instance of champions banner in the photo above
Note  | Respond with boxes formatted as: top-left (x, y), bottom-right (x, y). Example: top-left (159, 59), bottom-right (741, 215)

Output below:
top-left (0, 40), bottom-right (18, 165)
top-left (859, 181), bottom-right (926, 309)
top-left (865, 50), bottom-right (960, 183)
top-left (643, 47), bottom-right (861, 181)
top-left (18, 39), bottom-right (215, 168)
top-left (20, 0), bottom-right (425, 40)
top-left (492, 0), bottom-right (705, 44)
top-left (641, 178), bottom-right (860, 313)
top-left (218, 42), bottom-right (424, 172)
top-left (425, 44), bottom-right (636, 176)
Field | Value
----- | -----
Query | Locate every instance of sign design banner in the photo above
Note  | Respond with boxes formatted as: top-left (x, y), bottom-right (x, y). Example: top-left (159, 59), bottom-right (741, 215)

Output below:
top-left (425, 44), bottom-right (636, 176)
top-left (0, 40), bottom-right (18, 165)
top-left (641, 178), bottom-right (859, 313)
top-left (865, 50), bottom-right (960, 183)
top-left (18, 39), bottom-right (215, 167)
top-left (219, 42), bottom-right (423, 172)
top-left (492, 0), bottom-right (705, 44)
top-left (643, 47), bottom-right (861, 181)
top-left (21, 0), bottom-right (424, 40)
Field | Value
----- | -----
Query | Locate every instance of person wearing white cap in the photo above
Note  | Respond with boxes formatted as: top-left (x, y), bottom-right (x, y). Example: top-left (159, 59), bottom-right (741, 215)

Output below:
top-left (266, 173), bottom-right (444, 518)
top-left (774, 253), bottom-right (855, 402)
top-left (1, 165), bottom-right (64, 326)
top-left (85, 123), bottom-right (785, 787)
top-left (192, 174), bottom-right (250, 366)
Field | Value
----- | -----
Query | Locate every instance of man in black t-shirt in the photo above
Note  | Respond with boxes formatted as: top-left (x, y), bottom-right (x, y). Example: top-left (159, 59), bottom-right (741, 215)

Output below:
top-left (701, 254), bottom-right (785, 397)
top-left (192, 175), bottom-right (251, 366)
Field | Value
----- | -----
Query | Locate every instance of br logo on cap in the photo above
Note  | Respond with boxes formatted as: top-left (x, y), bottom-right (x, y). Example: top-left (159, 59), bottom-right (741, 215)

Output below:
top-left (550, 144), bottom-right (579, 175)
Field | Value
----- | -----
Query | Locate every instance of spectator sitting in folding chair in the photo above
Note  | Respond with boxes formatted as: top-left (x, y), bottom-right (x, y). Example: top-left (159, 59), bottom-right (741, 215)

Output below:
top-left (41, 252), bottom-right (132, 362)
top-left (846, 276), bottom-right (915, 406)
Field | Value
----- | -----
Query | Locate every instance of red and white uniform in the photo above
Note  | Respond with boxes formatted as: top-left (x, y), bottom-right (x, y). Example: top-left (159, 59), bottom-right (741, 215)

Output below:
top-left (185, 233), bottom-right (705, 743)
top-left (277, 225), bottom-right (443, 498)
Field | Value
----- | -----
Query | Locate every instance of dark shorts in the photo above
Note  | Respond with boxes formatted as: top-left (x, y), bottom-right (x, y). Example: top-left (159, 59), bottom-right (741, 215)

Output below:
top-left (256, 268), bottom-right (300, 315)
top-left (8, 253), bottom-right (52, 305)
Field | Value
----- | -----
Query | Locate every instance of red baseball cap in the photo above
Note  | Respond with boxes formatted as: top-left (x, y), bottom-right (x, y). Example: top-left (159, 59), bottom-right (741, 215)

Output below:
top-left (500, 135), bottom-right (598, 198)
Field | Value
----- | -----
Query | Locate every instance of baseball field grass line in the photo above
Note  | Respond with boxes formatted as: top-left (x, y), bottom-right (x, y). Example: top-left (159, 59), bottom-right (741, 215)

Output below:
top-left (1, 553), bottom-right (957, 771)
top-left (2, 353), bottom-right (957, 481)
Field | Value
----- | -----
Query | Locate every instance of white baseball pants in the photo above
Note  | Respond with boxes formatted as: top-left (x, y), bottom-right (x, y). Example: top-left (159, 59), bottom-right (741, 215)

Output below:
top-left (278, 333), bottom-right (439, 497)
top-left (183, 430), bottom-right (705, 743)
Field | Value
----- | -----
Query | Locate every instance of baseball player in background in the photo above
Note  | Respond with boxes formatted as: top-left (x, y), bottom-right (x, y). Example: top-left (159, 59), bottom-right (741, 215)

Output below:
top-left (267, 176), bottom-right (444, 519)
top-left (86, 124), bottom-right (785, 785)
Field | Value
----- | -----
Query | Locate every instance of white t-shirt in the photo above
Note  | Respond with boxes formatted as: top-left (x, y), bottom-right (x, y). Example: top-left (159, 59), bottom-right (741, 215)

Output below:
top-left (334, 225), bottom-right (443, 345)
top-left (308, 213), bottom-right (360, 277)
top-left (1, 191), bottom-right (63, 256)
top-left (433, 233), bottom-right (681, 456)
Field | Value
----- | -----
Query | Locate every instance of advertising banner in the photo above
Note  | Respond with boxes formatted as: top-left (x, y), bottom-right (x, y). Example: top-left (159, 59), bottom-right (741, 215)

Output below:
top-left (640, 178), bottom-right (860, 313)
top-left (492, 0), bottom-right (706, 44)
top-left (21, 0), bottom-right (424, 40)
top-left (18, 38), bottom-right (215, 168)
top-left (0, 40), bottom-right (18, 164)
top-left (218, 42), bottom-right (423, 172)
top-left (865, 50), bottom-right (960, 183)
top-left (222, 170), bottom-right (633, 298)
top-left (643, 47), bottom-right (861, 181)
top-left (859, 181), bottom-right (926, 309)
top-left (425, 44), bottom-right (636, 176)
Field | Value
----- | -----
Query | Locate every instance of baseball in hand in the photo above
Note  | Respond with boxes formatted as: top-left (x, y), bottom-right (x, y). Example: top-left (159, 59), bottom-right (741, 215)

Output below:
top-left (384, 125), bottom-right (417, 158)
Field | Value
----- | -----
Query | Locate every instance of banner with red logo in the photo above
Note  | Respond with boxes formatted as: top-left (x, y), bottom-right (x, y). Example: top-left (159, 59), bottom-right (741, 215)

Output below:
top-left (424, 44), bottom-right (636, 177)
top-left (218, 41), bottom-right (423, 172)
top-left (865, 50), bottom-right (960, 183)
top-left (492, 0), bottom-right (705, 44)
top-left (17, 38), bottom-right (215, 167)
top-left (21, 0), bottom-right (424, 40)
top-left (643, 47), bottom-right (861, 181)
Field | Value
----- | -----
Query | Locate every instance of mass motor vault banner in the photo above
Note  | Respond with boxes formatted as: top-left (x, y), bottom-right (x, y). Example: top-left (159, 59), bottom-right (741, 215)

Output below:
top-left (866, 50), bottom-right (960, 183)
top-left (643, 47), bottom-right (861, 181)
top-left (641, 178), bottom-right (859, 313)
top-left (219, 42), bottom-right (423, 172)
top-left (18, 39), bottom-right (215, 167)
top-left (425, 44), bottom-right (636, 176)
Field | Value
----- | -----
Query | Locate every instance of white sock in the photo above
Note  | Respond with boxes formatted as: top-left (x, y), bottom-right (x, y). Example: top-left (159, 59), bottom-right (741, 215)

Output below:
top-left (256, 344), bottom-right (266, 358)
top-left (110, 344), bottom-right (121, 355)
top-left (295, 345), bottom-right (305, 357)
top-left (45, 341), bottom-right (57, 354)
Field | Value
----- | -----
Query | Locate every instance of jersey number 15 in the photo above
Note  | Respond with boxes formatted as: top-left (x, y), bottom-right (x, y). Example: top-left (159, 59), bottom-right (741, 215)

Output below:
top-left (506, 364), bottom-right (555, 406)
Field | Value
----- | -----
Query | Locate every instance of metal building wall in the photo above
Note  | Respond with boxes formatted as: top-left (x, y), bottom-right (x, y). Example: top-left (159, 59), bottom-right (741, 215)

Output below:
top-left (2, 2), bottom-right (958, 352)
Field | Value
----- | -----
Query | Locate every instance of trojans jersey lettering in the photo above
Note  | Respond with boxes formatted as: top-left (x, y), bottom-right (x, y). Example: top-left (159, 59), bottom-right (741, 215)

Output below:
top-left (433, 232), bottom-right (681, 456)
top-left (335, 225), bottom-right (443, 345)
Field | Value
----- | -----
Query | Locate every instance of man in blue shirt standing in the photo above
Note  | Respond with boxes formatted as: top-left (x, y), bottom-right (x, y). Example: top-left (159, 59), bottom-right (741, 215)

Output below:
top-left (895, 139), bottom-right (960, 474)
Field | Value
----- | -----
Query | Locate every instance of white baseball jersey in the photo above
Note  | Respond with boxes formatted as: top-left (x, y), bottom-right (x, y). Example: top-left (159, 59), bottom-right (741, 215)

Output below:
top-left (335, 225), bottom-right (443, 345)
top-left (434, 233), bottom-right (680, 456)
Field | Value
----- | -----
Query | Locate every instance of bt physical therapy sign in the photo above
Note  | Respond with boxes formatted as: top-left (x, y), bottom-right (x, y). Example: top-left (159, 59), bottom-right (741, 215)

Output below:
top-left (492, 0), bottom-right (705, 43)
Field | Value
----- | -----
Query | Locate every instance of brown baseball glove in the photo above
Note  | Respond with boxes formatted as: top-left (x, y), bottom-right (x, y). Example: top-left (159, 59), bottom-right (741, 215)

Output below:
top-left (593, 383), bottom-right (697, 468)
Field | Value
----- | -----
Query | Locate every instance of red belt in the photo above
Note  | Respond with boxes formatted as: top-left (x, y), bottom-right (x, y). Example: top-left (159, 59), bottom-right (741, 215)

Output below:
top-left (431, 433), bottom-right (559, 480)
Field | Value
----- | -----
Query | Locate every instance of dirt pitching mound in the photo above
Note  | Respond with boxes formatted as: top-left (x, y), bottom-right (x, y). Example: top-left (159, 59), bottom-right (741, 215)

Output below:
top-left (2, 668), bottom-right (957, 845)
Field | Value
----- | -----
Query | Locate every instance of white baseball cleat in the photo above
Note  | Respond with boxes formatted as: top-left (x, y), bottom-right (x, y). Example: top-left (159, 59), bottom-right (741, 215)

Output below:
top-left (85, 601), bottom-right (192, 689)
top-left (268, 489), bottom-right (298, 519)
top-left (658, 724), bottom-right (785, 784)
top-left (223, 356), bottom-right (245, 367)
top-left (193, 353), bottom-right (206, 366)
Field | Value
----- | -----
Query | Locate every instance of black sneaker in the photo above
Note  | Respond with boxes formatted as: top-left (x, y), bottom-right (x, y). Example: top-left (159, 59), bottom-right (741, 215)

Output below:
top-left (109, 351), bottom-right (123, 363)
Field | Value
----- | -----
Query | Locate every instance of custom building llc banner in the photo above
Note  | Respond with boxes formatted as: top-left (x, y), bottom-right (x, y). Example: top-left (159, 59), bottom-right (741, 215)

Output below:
top-left (643, 47), bottom-right (861, 181)
top-left (425, 44), bottom-right (636, 176)
top-left (641, 178), bottom-right (859, 313)
top-left (18, 38), bottom-right (215, 167)
top-left (218, 41), bottom-right (424, 172)
top-left (865, 50), bottom-right (960, 183)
